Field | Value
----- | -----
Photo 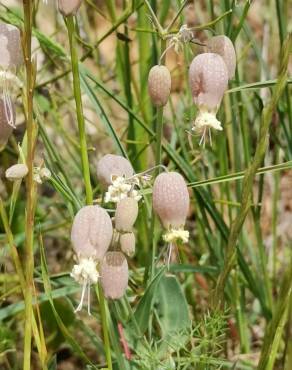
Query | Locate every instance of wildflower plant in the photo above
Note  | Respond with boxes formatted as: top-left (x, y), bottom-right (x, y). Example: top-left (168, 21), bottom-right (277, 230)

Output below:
top-left (0, 1), bottom-right (291, 370)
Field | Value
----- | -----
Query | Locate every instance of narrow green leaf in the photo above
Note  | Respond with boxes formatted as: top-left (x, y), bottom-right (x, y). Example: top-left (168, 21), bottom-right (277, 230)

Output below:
top-left (133, 267), bottom-right (166, 334)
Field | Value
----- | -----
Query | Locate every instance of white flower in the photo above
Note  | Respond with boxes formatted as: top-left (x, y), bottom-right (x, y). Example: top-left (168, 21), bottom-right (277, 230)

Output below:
top-left (104, 176), bottom-right (142, 203)
top-left (178, 24), bottom-right (194, 43)
top-left (71, 257), bottom-right (100, 315)
top-left (33, 166), bottom-right (51, 184)
top-left (71, 257), bottom-right (99, 285)
top-left (163, 228), bottom-right (190, 244)
top-left (193, 110), bottom-right (222, 132)
top-left (40, 167), bottom-right (51, 179)
top-left (5, 164), bottom-right (28, 181)
top-left (191, 107), bottom-right (223, 147)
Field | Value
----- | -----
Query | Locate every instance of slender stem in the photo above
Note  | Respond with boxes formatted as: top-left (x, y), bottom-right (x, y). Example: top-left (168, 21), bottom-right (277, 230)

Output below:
top-left (150, 38), bottom-right (166, 280)
top-left (166, 0), bottom-right (188, 32)
top-left (144, 0), bottom-right (164, 35)
top-left (66, 16), bottom-right (93, 205)
top-left (0, 199), bottom-right (47, 368)
top-left (66, 15), bottom-right (112, 369)
top-left (96, 285), bottom-right (113, 370)
top-left (212, 34), bottom-right (292, 308)
top-left (257, 260), bottom-right (292, 370)
top-left (169, 9), bottom-right (233, 33)
top-left (23, 1), bottom-right (37, 369)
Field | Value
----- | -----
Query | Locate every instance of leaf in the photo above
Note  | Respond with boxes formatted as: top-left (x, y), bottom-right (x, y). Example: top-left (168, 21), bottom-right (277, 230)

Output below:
top-left (170, 264), bottom-right (217, 274)
top-left (39, 236), bottom-right (95, 367)
top-left (227, 78), bottom-right (292, 94)
top-left (0, 285), bottom-right (80, 321)
top-left (133, 267), bottom-right (166, 334)
top-left (48, 355), bottom-right (57, 370)
top-left (80, 67), bottom-right (128, 159)
top-left (156, 275), bottom-right (190, 337)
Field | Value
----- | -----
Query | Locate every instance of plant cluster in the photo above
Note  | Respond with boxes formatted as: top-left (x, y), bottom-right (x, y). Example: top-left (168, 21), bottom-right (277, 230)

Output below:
top-left (0, 0), bottom-right (291, 370)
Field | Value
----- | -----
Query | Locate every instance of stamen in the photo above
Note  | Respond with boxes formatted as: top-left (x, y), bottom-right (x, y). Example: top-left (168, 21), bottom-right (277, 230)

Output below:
top-left (163, 227), bottom-right (189, 244)
top-left (166, 243), bottom-right (173, 270)
top-left (74, 280), bottom-right (87, 312)
top-left (71, 257), bottom-right (99, 314)
top-left (209, 127), bottom-right (212, 147)
top-left (2, 73), bottom-right (15, 128)
top-left (87, 282), bottom-right (91, 316)
top-left (0, 70), bottom-right (23, 129)
top-left (193, 109), bottom-right (222, 146)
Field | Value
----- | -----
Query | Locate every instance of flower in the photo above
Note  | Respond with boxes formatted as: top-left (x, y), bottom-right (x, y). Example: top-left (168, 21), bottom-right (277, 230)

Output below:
top-left (0, 23), bottom-right (23, 129)
top-left (153, 172), bottom-right (190, 268)
top-left (0, 97), bottom-right (14, 149)
top-left (189, 53), bottom-right (228, 146)
top-left (5, 164), bottom-right (28, 181)
top-left (104, 175), bottom-right (142, 204)
top-left (206, 35), bottom-right (236, 79)
top-left (71, 257), bottom-right (100, 315)
top-left (33, 166), bottom-right (52, 184)
top-left (58, 0), bottom-right (83, 16)
top-left (115, 197), bottom-right (139, 233)
top-left (96, 154), bottom-right (134, 188)
top-left (163, 228), bottom-right (190, 244)
top-left (70, 205), bottom-right (113, 313)
top-left (148, 65), bottom-right (171, 107)
top-left (100, 252), bottom-right (129, 300)
top-left (120, 232), bottom-right (135, 257)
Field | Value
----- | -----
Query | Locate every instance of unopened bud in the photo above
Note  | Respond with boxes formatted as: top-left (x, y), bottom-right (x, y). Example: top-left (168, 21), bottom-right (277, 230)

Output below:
top-left (115, 197), bottom-right (138, 233)
top-left (120, 232), bottom-right (135, 257)
top-left (5, 164), bottom-right (28, 181)
top-left (58, 0), bottom-right (83, 16)
top-left (153, 172), bottom-right (189, 229)
top-left (0, 23), bottom-right (22, 70)
top-left (148, 65), bottom-right (171, 107)
top-left (206, 35), bottom-right (236, 79)
top-left (101, 252), bottom-right (128, 300)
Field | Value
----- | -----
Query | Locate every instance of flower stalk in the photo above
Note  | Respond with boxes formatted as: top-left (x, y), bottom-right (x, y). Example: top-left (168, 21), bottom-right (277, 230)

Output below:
top-left (212, 34), bottom-right (292, 308)
top-left (150, 38), bottom-right (166, 280)
top-left (23, 1), bottom-right (38, 369)
top-left (66, 15), bottom-right (93, 205)
top-left (65, 14), bottom-right (112, 369)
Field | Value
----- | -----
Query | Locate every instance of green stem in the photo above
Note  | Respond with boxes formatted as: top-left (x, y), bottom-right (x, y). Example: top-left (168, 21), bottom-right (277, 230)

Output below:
top-left (66, 15), bottom-right (93, 205)
top-left (212, 34), bottom-right (292, 308)
top-left (66, 15), bottom-right (112, 369)
top-left (97, 285), bottom-right (113, 370)
top-left (23, 1), bottom-right (37, 369)
top-left (0, 199), bottom-right (47, 368)
top-left (257, 260), bottom-right (292, 370)
top-left (150, 38), bottom-right (166, 280)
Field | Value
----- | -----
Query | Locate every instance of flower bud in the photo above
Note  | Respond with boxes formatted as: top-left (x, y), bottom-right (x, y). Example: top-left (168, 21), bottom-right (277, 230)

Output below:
top-left (115, 197), bottom-right (138, 233)
top-left (71, 206), bottom-right (113, 260)
top-left (0, 97), bottom-right (14, 148)
top-left (5, 164), bottom-right (28, 181)
top-left (96, 154), bottom-right (134, 188)
top-left (120, 232), bottom-right (135, 257)
top-left (206, 35), bottom-right (236, 79)
top-left (0, 23), bottom-right (22, 70)
top-left (148, 65), bottom-right (171, 107)
top-left (153, 172), bottom-right (189, 229)
top-left (101, 252), bottom-right (128, 300)
top-left (189, 53), bottom-right (228, 110)
top-left (58, 0), bottom-right (83, 16)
